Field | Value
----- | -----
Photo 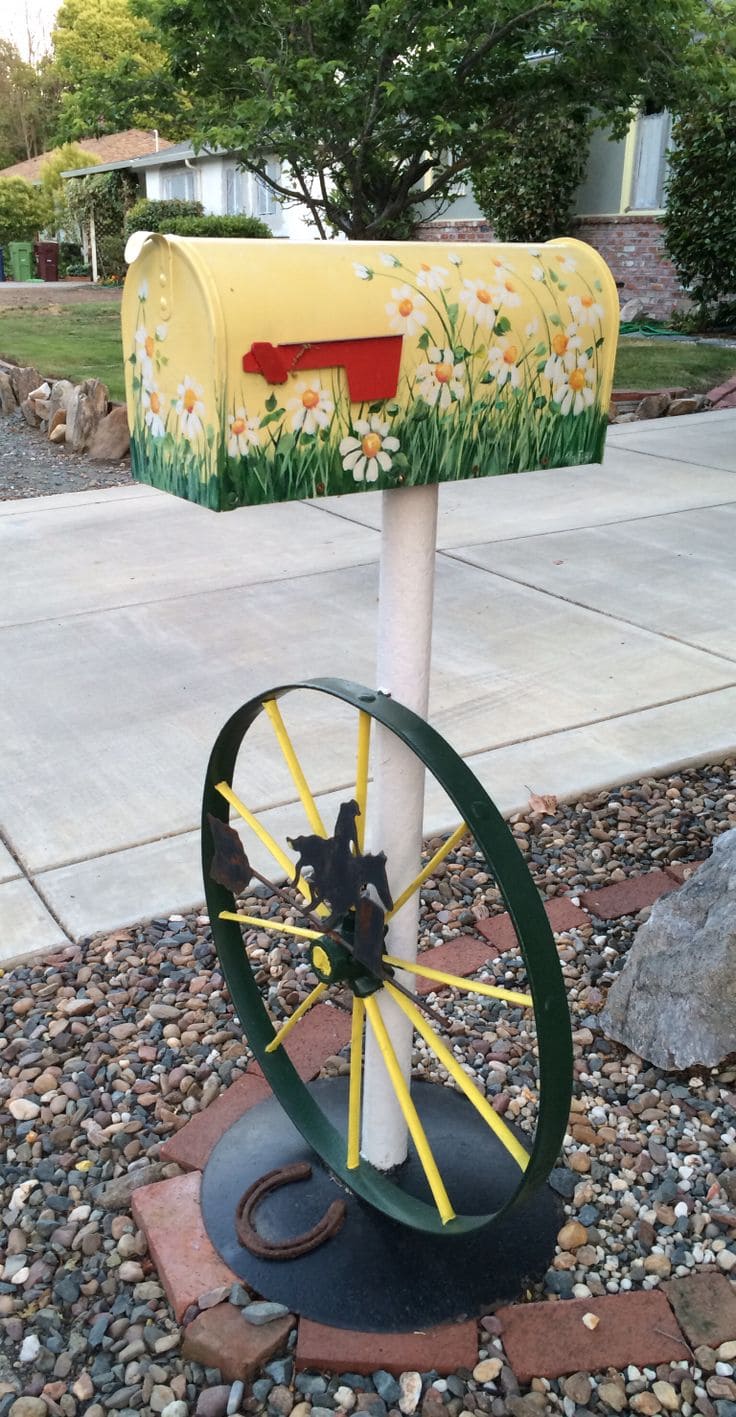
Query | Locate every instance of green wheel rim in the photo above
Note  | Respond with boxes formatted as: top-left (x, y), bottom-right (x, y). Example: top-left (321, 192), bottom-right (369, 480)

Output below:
top-left (202, 677), bottom-right (573, 1236)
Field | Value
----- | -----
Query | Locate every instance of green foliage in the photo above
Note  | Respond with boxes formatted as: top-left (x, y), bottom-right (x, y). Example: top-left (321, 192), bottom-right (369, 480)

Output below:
top-left (51, 0), bottom-right (189, 141)
top-left (470, 111), bottom-right (591, 243)
top-left (0, 303), bottom-right (126, 399)
top-left (165, 214), bottom-right (273, 239)
top-left (124, 197), bottom-right (204, 236)
top-left (149, 0), bottom-right (715, 239)
top-left (664, 105), bottom-right (736, 307)
top-left (0, 177), bottom-right (52, 246)
top-left (40, 143), bottom-right (100, 194)
top-left (0, 40), bottom-right (61, 168)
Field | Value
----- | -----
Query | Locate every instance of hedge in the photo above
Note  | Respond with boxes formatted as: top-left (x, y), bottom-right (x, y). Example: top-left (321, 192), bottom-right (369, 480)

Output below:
top-left (165, 214), bottom-right (273, 239)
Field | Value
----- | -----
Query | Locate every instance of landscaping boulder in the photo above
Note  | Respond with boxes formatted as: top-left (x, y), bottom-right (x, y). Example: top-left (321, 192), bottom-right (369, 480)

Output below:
top-left (667, 395), bottom-right (708, 417)
top-left (601, 829), bottom-right (736, 1069)
top-left (10, 366), bottom-right (42, 404)
top-left (66, 378), bottom-right (109, 453)
top-left (88, 404), bottom-right (130, 461)
top-left (0, 371), bottom-right (16, 415)
top-left (636, 392), bottom-right (671, 420)
top-left (619, 298), bottom-right (648, 324)
top-left (20, 397), bottom-right (41, 428)
top-left (48, 379), bottom-right (74, 423)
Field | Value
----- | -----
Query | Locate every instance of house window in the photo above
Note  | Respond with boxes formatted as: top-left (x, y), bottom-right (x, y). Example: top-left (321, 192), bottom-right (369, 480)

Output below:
top-left (259, 172), bottom-right (282, 216)
top-left (162, 167), bottom-right (196, 201)
top-left (225, 166), bottom-right (247, 214)
top-left (629, 112), bottom-right (671, 211)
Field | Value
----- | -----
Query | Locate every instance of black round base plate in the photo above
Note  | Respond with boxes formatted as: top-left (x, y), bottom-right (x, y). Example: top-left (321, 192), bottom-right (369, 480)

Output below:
top-left (201, 1079), bottom-right (562, 1332)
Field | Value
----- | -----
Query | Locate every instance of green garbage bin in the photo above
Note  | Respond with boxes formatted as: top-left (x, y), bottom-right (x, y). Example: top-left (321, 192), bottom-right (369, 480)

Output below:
top-left (8, 242), bottom-right (34, 282)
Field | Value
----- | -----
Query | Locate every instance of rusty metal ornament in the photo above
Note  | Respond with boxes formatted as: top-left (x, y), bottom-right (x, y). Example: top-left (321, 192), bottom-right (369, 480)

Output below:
top-left (234, 1162), bottom-right (347, 1259)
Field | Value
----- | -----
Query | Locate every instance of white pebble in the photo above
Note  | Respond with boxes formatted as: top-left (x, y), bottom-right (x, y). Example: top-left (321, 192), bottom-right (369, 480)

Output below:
top-left (20, 1335), bottom-right (41, 1363)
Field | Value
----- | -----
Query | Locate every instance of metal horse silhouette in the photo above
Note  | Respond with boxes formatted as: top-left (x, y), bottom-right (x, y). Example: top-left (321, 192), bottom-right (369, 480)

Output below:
top-left (288, 799), bottom-right (393, 937)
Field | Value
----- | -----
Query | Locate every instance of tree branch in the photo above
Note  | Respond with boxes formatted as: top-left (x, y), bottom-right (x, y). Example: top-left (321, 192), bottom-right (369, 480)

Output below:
top-left (456, 2), bottom-right (556, 82)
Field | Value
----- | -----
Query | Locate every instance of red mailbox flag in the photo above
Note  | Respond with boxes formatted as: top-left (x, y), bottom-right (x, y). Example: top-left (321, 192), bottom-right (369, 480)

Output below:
top-left (243, 335), bottom-right (404, 402)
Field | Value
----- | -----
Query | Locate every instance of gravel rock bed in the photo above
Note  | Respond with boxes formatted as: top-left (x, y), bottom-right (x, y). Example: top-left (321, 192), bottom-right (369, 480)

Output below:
top-left (2, 758), bottom-right (735, 1417)
top-left (0, 410), bottom-right (131, 500)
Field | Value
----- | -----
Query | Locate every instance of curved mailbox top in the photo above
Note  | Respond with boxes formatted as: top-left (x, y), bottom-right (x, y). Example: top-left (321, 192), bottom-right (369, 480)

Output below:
top-left (121, 235), bottom-right (618, 513)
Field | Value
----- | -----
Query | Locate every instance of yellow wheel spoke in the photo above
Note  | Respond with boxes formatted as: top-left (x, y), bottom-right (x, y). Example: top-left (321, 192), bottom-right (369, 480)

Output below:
top-left (347, 998), bottom-right (365, 1169)
top-left (265, 982), bottom-right (327, 1053)
top-left (215, 780), bottom-right (329, 918)
top-left (382, 954), bottom-right (532, 1008)
top-left (387, 822), bottom-right (468, 919)
top-left (219, 911), bottom-right (323, 941)
top-left (263, 699), bottom-right (327, 837)
top-left (354, 711), bottom-right (371, 852)
top-left (384, 982), bottom-right (530, 1174)
top-left (363, 994), bottom-right (456, 1224)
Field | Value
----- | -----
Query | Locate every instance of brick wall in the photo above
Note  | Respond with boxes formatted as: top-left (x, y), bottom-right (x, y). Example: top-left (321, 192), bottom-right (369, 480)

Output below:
top-left (575, 215), bottom-right (688, 317)
top-left (418, 213), bottom-right (690, 318)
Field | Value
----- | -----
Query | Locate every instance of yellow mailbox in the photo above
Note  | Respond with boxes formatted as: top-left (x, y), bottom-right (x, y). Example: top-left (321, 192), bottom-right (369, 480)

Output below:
top-left (121, 236), bottom-right (618, 512)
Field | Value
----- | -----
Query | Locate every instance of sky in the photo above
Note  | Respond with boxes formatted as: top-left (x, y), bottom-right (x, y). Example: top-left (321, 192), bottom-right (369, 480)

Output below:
top-left (0, 0), bottom-right (60, 59)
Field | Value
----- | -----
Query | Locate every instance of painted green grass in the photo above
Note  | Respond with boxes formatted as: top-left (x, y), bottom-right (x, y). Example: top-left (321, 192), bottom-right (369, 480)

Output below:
top-left (133, 392), bottom-right (608, 512)
top-left (615, 337), bottom-right (736, 392)
top-left (0, 303), bottom-right (126, 401)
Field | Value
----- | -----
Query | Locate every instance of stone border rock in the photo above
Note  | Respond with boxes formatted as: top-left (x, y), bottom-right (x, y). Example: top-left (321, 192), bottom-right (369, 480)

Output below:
top-left (0, 359), bottom-right (130, 461)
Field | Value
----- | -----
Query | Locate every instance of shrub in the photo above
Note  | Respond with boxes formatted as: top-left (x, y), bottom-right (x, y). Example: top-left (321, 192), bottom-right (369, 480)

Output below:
top-left (0, 177), bottom-right (52, 247)
top-left (469, 110), bottom-right (591, 244)
top-left (124, 197), bottom-right (204, 237)
top-left (664, 104), bottom-right (736, 308)
top-left (165, 214), bottom-right (273, 238)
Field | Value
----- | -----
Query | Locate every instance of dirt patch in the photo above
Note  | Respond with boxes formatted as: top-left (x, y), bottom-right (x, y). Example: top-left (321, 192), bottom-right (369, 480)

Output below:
top-left (0, 282), bottom-right (122, 310)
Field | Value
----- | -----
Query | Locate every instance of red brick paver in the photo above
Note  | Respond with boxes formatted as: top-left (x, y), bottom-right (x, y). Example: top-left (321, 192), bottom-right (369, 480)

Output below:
top-left (414, 936), bottom-right (493, 994)
top-left (132, 1171), bottom-right (237, 1321)
top-left (160, 1072), bottom-right (271, 1172)
top-left (666, 1273), bottom-right (736, 1348)
top-left (247, 1002), bottom-right (352, 1081)
top-left (182, 1303), bottom-right (294, 1381)
top-left (708, 374), bottom-right (736, 408)
top-left (296, 1317), bottom-right (479, 1376)
top-left (477, 896), bottom-right (589, 951)
top-left (579, 870), bottom-right (678, 920)
top-left (497, 1290), bottom-right (688, 1383)
top-left (665, 860), bottom-right (704, 884)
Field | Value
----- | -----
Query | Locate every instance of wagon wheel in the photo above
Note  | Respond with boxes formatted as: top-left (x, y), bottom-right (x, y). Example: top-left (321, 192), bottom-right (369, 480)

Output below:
top-left (202, 678), bottom-right (572, 1237)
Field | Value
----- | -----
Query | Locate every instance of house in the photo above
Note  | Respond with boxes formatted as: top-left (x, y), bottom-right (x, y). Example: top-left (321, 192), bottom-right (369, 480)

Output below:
top-left (0, 129), bottom-right (175, 183)
top-left (62, 141), bottom-right (314, 240)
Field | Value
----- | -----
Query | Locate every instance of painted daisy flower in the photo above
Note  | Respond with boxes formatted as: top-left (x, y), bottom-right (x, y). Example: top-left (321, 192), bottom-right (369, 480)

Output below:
top-left (525, 317), bottom-right (540, 339)
top-left (416, 261), bottom-right (449, 291)
top-left (555, 253), bottom-right (577, 273)
top-left (135, 324), bottom-right (166, 380)
top-left (142, 380), bottom-right (165, 438)
top-left (353, 263), bottom-right (372, 280)
top-left (385, 285), bottom-right (428, 336)
top-left (380, 252), bottom-right (401, 268)
top-left (553, 354), bottom-right (596, 415)
top-left (415, 347), bottom-right (466, 410)
top-left (568, 292), bottom-right (605, 325)
top-left (138, 281), bottom-right (149, 301)
top-left (543, 324), bottom-right (583, 381)
top-left (175, 377), bottom-right (206, 439)
top-left (492, 277), bottom-right (522, 308)
top-left (228, 408), bottom-right (260, 457)
top-left (339, 416), bottom-right (400, 483)
top-left (288, 380), bottom-right (334, 435)
top-left (530, 263), bottom-right (545, 282)
top-left (488, 339), bottom-right (521, 388)
top-left (448, 251), bottom-right (462, 266)
top-left (459, 277), bottom-right (497, 327)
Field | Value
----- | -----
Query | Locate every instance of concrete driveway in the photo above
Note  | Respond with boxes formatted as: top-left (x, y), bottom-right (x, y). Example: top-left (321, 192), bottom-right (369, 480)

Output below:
top-left (2, 408), bottom-right (735, 964)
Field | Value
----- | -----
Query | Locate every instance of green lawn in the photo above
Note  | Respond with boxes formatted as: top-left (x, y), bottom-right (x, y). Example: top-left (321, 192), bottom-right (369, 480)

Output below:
top-left (0, 303), bottom-right (127, 402)
top-left (615, 336), bottom-right (736, 393)
top-left (1, 304), bottom-right (735, 408)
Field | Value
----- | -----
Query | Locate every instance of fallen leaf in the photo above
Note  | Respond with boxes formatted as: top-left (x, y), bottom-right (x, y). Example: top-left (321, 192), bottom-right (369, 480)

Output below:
top-left (527, 789), bottom-right (559, 815)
